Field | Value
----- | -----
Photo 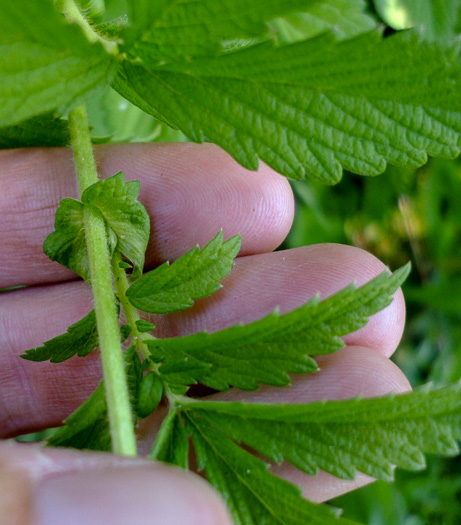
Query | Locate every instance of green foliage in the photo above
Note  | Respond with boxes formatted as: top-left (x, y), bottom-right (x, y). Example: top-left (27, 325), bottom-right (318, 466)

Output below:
top-left (184, 383), bottom-right (461, 482)
top-left (134, 320), bottom-right (154, 333)
top-left (4, 1), bottom-right (461, 523)
top-left (136, 371), bottom-right (164, 418)
top-left (44, 198), bottom-right (95, 281)
top-left (126, 231), bottom-right (241, 313)
top-left (146, 264), bottom-right (410, 391)
top-left (186, 411), bottom-right (358, 525)
top-left (114, 29), bottom-right (461, 182)
top-left (0, 113), bottom-right (70, 148)
top-left (122, 0), bottom-right (319, 58)
top-left (44, 173), bottom-right (149, 281)
top-left (150, 409), bottom-right (189, 469)
top-left (81, 172), bottom-right (150, 278)
top-left (0, 0), bottom-right (116, 128)
top-left (20, 309), bottom-right (98, 363)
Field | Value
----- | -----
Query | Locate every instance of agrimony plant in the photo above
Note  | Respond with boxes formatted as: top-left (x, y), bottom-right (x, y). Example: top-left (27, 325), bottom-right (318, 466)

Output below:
top-left (2, 0), bottom-right (461, 523)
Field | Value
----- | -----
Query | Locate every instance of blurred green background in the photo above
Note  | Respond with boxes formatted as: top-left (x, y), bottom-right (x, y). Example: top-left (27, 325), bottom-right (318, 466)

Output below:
top-left (14, 0), bottom-right (461, 523)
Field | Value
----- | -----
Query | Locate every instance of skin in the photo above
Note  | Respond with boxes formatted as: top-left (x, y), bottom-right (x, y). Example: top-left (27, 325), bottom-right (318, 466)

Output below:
top-left (0, 143), bottom-right (410, 525)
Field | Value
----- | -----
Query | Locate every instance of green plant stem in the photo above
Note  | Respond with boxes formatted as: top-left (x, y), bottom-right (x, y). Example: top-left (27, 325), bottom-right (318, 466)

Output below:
top-left (61, 0), bottom-right (118, 55)
top-left (112, 253), bottom-right (156, 362)
top-left (68, 104), bottom-right (137, 457)
top-left (112, 255), bottom-right (184, 407)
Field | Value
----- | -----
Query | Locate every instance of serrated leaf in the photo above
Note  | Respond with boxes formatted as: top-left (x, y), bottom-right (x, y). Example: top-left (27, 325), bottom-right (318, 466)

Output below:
top-left (269, 0), bottom-right (377, 43)
top-left (0, 113), bottom-right (70, 149)
top-left (127, 231), bottom-right (240, 314)
top-left (82, 172), bottom-right (150, 278)
top-left (159, 357), bottom-right (211, 389)
top-left (20, 309), bottom-right (98, 363)
top-left (43, 198), bottom-right (90, 281)
top-left (114, 30), bottom-right (461, 182)
top-left (185, 382), bottom-right (461, 482)
top-left (185, 411), bottom-right (357, 525)
top-left (123, 0), bottom-right (320, 59)
top-left (0, 0), bottom-right (117, 128)
top-left (47, 346), bottom-right (142, 450)
top-left (43, 197), bottom-right (118, 281)
top-left (135, 320), bottom-right (155, 332)
top-left (149, 409), bottom-right (189, 469)
top-left (147, 264), bottom-right (410, 391)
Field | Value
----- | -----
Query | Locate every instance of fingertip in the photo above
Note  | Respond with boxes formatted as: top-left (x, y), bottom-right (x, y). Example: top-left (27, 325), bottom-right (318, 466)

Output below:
top-left (0, 442), bottom-right (232, 525)
top-left (35, 464), bottom-right (233, 525)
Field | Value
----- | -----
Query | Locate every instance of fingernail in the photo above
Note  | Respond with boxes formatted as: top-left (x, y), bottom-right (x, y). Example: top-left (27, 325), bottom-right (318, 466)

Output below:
top-left (35, 465), bottom-right (232, 525)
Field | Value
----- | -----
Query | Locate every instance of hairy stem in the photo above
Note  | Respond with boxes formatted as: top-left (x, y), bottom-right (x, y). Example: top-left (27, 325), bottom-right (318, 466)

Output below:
top-left (112, 255), bottom-right (182, 407)
top-left (68, 104), bottom-right (137, 456)
top-left (61, 0), bottom-right (118, 55)
top-left (112, 253), bottom-right (156, 362)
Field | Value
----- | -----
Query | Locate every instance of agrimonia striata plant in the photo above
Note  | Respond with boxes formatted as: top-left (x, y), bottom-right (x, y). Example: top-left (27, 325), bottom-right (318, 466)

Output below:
top-left (1, 0), bottom-right (461, 523)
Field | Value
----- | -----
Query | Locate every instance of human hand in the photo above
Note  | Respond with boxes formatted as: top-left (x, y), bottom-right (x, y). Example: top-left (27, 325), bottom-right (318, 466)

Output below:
top-left (0, 143), bottom-right (409, 524)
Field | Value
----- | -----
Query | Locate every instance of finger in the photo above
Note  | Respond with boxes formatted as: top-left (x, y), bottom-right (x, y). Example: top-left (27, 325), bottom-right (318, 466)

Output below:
top-left (0, 244), bottom-right (405, 437)
top-left (194, 346), bottom-right (412, 503)
top-left (0, 142), bottom-right (294, 288)
top-left (137, 347), bottom-right (411, 502)
top-left (0, 442), bottom-right (232, 525)
top-left (269, 347), bottom-right (411, 503)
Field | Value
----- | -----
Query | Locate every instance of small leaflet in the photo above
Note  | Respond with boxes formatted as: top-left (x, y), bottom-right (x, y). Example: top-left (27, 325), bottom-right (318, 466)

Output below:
top-left (81, 172), bottom-right (150, 279)
top-left (149, 409), bottom-right (189, 469)
top-left (185, 411), bottom-right (355, 525)
top-left (136, 371), bottom-right (164, 418)
top-left (126, 231), bottom-right (241, 314)
top-left (147, 264), bottom-right (410, 392)
top-left (44, 173), bottom-right (149, 280)
top-left (135, 319), bottom-right (155, 333)
top-left (20, 309), bottom-right (98, 363)
top-left (185, 381), bottom-right (461, 482)
top-left (44, 199), bottom-right (91, 281)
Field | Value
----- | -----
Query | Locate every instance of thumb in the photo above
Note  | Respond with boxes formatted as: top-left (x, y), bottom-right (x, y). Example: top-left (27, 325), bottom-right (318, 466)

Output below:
top-left (0, 441), bottom-right (232, 525)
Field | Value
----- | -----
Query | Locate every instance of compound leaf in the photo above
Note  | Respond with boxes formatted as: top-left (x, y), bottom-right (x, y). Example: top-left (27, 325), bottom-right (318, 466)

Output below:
top-left (47, 346), bottom-right (142, 451)
top-left (185, 411), bottom-right (358, 525)
top-left (114, 30), bottom-right (461, 182)
top-left (20, 309), bottom-right (98, 363)
top-left (82, 172), bottom-right (150, 278)
top-left (0, 0), bottom-right (117, 127)
top-left (146, 264), bottom-right (410, 391)
top-left (185, 381), bottom-right (461, 482)
top-left (126, 231), bottom-right (241, 313)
